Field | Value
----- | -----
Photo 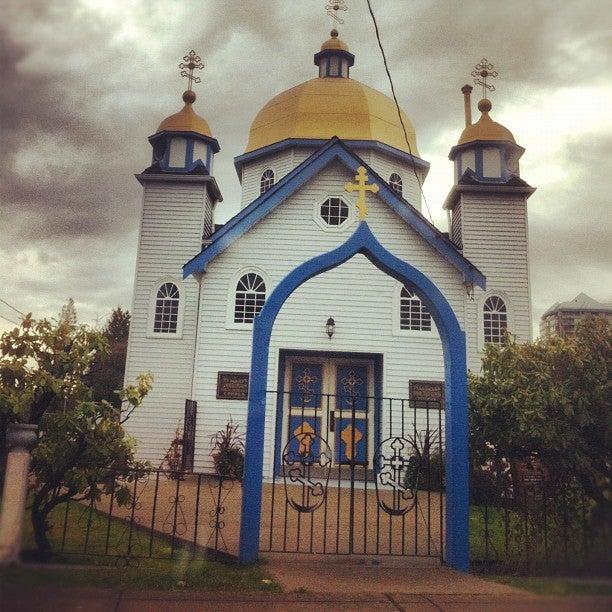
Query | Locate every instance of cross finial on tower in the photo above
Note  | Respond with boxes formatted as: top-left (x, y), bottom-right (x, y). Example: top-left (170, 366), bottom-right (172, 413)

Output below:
top-left (179, 50), bottom-right (204, 91)
top-left (471, 58), bottom-right (498, 100)
top-left (345, 166), bottom-right (379, 220)
top-left (326, 1), bottom-right (348, 25)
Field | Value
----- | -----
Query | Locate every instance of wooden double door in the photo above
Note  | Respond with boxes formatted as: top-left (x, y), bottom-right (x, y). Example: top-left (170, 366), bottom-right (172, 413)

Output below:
top-left (282, 356), bottom-right (375, 467)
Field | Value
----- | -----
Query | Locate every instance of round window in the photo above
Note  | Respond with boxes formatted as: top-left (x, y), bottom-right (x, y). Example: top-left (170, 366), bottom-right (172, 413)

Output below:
top-left (320, 197), bottom-right (349, 226)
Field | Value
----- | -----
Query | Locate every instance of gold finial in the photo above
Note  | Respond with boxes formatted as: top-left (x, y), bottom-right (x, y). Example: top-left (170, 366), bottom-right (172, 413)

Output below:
top-left (471, 58), bottom-right (498, 100)
top-left (179, 50), bottom-right (204, 92)
top-left (326, 1), bottom-right (348, 25)
top-left (345, 166), bottom-right (379, 220)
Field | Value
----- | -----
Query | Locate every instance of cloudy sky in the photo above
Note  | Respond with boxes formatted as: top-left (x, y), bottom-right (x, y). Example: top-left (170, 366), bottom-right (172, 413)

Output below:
top-left (1, 0), bottom-right (611, 334)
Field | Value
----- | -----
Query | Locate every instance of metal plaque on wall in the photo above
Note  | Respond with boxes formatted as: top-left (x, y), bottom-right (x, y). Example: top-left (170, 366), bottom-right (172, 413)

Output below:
top-left (216, 371), bottom-right (250, 400)
top-left (409, 380), bottom-right (445, 404)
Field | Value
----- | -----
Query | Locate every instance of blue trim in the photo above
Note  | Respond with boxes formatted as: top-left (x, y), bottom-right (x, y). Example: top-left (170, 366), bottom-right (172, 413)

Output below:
top-left (185, 138), bottom-right (194, 168)
top-left (149, 130), bottom-right (220, 154)
top-left (272, 350), bottom-right (384, 476)
top-left (234, 138), bottom-right (430, 175)
top-left (238, 221), bottom-right (470, 571)
top-left (206, 145), bottom-right (213, 174)
top-left (454, 144), bottom-right (512, 184)
top-left (184, 138), bottom-right (485, 288)
top-left (475, 148), bottom-right (483, 177)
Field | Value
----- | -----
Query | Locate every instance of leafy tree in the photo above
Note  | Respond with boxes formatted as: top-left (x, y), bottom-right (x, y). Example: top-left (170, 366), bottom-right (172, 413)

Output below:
top-left (87, 307), bottom-right (131, 407)
top-left (0, 315), bottom-right (152, 556)
top-left (469, 316), bottom-right (611, 516)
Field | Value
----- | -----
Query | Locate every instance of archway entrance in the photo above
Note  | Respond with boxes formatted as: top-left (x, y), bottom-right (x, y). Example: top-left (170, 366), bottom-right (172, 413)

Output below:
top-left (239, 222), bottom-right (470, 571)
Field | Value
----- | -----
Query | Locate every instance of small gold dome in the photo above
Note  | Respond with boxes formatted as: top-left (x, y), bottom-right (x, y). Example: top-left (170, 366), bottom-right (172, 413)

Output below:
top-left (245, 77), bottom-right (418, 155)
top-left (156, 90), bottom-right (213, 137)
top-left (458, 99), bottom-right (515, 145)
top-left (321, 29), bottom-right (349, 52)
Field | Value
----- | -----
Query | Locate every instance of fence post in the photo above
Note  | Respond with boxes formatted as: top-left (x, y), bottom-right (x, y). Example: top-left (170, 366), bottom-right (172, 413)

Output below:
top-left (0, 423), bottom-right (38, 565)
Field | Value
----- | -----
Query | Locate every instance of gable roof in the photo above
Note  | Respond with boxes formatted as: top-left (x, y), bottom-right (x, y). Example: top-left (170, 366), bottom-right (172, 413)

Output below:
top-left (183, 137), bottom-right (485, 288)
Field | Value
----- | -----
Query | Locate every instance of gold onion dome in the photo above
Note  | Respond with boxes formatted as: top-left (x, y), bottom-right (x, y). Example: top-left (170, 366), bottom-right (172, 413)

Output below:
top-left (246, 78), bottom-right (418, 154)
top-left (458, 98), bottom-right (515, 146)
top-left (321, 28), bottom-right (349, 51)
top-left (156, 90), bottom-right (213, 138)
top-left (245, 31), bottom-right (418, 155)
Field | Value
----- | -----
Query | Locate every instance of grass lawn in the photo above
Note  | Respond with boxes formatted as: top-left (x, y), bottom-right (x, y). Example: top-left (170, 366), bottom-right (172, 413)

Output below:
top-left (5, 501), bottom-right (280, 592)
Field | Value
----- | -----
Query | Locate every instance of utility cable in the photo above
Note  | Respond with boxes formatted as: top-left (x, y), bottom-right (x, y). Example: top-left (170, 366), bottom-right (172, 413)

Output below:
top-left (0, 297), bottom-right (26, 318)
top-left (365, 0), bottom-right (435, 225)
top-left (0, 313), bottom-right (19, 327)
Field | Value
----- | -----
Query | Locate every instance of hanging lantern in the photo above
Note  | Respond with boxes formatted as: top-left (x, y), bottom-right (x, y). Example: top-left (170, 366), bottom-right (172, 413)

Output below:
top-left (326, 317), bottom-right (335, 339)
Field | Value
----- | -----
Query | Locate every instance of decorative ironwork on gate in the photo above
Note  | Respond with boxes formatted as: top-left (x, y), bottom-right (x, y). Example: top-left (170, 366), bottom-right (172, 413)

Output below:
top-left (374, 436), bottom-right (420, 516)
top-left (44, 469), bottom-right (241, 565)
top-left (264, 390), bottom-right (445, 558)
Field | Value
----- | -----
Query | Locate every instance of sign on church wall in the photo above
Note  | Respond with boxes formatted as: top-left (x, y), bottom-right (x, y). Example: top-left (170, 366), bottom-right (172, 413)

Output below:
top-left (216, 372), bottom-right (250, 400)
top-left (409, 380), bottom-right (444, 405)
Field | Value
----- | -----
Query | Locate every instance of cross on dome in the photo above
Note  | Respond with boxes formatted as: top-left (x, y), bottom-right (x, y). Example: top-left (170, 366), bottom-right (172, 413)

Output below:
top-left (179, 50), bottom-right (204, 92)
top-left (471, 58), bottom-right (498, 100)
top-left (326, 1), bottom-right (348, 25)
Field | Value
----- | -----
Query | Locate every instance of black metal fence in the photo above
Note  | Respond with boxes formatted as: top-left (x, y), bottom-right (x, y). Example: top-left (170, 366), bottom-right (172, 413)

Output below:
top-left (23, 439), bottom-right (610, 575)
top-left (261, 390), bottom-right (445, 558)
top-left (43, 469), bottom-right (241, 564)
top-left (470, 479), bottom-right (611, 575)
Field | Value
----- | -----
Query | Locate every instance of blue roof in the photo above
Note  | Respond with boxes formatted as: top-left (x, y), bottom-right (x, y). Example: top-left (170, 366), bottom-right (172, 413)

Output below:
top-left (183, 137), bottom-right (485, 288)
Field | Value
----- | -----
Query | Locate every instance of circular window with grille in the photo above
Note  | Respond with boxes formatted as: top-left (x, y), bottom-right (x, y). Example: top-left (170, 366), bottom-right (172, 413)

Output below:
top-left (320, 197), bottom-right (349, 226)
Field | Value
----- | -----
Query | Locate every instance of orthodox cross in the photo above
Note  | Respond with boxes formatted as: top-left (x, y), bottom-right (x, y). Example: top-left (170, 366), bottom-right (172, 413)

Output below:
top-left (326, 1), bottom-right (348, 25)
top-left (345, 166), bottom-right (379, 220)
top-left (179, 50), bottom-right (204, 90)
top-left (471, 58), bottom-right (498, 99)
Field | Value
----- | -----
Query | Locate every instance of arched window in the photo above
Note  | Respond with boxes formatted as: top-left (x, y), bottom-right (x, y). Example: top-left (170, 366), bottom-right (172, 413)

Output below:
top-left (234, 273), bottom-right (266, 324)
top-left (154, 282), bottom-right (179, 333)
top-left (389, 173), bottom-right (403, 196)
top-left (483, 296), bottom-right (508, 344)
top-left (320, 197), bottom-right (349, 226)
top-left (260, 169), bottom-right (275, 194)
top-left (400, 286), bottom-right (431, 331)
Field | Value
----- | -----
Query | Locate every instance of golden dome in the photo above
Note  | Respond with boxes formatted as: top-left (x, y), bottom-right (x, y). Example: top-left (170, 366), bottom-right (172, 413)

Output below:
top-left (321, 28), bottom-right (349, 51)
top-left (156, 90), bottom-right (213, 138)
top-left (245, 77), bottom-right (419, 155)
top-left (458, 99), bottom-right (515, 146)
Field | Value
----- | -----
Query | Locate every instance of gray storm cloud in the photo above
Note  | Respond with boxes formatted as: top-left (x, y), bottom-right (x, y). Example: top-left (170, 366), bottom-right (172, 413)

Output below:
top-left (0, 0), bottom-right (610, 330)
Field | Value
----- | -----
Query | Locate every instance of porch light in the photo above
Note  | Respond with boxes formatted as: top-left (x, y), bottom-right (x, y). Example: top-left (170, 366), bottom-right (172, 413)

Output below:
top-left (326, 317), bottom-right (335, 339)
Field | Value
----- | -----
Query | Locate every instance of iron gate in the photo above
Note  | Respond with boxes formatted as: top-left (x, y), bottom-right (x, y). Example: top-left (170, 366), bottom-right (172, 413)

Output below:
top-left (261, 390), bottom-right (444, 558)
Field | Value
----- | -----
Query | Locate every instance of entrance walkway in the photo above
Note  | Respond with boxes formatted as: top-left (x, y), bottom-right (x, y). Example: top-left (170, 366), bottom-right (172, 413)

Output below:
top-left (263, 556), bottom-right (518, 595)
top-left (3, 583), bottom-right (611, 611)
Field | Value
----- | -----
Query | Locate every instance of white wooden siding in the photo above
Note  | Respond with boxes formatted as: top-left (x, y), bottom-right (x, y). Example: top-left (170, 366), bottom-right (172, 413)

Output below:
top-left (123, 181), bottom-right (213, 462)
top-left (458, 194), bottom-right (531, 372)
top-left (240, 145), bottom-right (425, 212)
top-left (450, 202), bottom-right (462, 249)
top-left (191, 161), bottom-right (465, 476)
top-left (240, 149), bottom-right (299, 207)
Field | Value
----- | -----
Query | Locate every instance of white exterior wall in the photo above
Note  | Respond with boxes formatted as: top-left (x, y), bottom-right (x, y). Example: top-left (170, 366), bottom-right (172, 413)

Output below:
top-left (240, 145), bottom-right (425, 212)
top-left (191, 161), bottom-right (466, 476)
top-left (458, 194), bottom-right (532, 372)
top-left (124, 180), bottom-right (214, 463)
top-left (240, 148), bottom-right (302, 207)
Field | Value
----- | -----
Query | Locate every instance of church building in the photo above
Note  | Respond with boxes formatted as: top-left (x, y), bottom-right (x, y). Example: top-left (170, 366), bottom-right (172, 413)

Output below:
top-left (123, 30), bottom-right (534, 478)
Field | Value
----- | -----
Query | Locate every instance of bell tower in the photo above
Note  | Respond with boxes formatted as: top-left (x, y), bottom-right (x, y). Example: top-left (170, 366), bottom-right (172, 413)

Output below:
top-left (123, 51), bottom-right (222, 462)
top-left (443, 60), bottom-right (535, 369)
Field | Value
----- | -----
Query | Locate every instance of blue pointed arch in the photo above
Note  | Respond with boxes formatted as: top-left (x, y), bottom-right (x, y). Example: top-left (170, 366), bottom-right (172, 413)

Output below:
top-left (239, 221), bottom-right (470, 571)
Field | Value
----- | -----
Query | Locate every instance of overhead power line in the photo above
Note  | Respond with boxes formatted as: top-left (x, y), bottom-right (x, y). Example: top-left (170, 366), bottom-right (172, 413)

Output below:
top-left (0, 313), bottom-right (19, 327)
top-left (365, 0), bottom-right (435, 225)
top-left (0, 297), bottom-right (26, 318)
